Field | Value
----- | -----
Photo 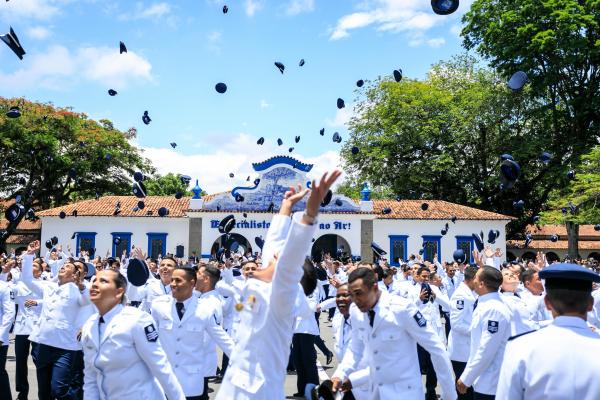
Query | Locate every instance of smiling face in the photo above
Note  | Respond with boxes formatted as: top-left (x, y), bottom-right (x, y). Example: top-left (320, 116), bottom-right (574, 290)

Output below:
top-left (348, 278), bottom-right (379, 313)
top-left (170, 268), bottom-right (195, 302)
top-left (158, 258), bottom-right (177, 284)
top-left (501, 269), bottom-right (519, 292)
top-left (335, 284), bottom-right (352, 317)
top-left (89, 270), bottom-right (125, 310)
top-left (57, 262), bottom-right (79, 285)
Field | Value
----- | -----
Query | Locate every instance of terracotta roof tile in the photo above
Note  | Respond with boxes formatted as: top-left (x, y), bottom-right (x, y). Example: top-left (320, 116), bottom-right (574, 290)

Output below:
top-left (371, 199), bottom-right (512, 220)
top-left (6, 233), bottom-right (40, 244)
top-left (0, 200), bottom-right (42, 230)
top-left (507, 239), bottom-right (600, 250)
top-left (37, 196), bottom-right (191, 218)
top-left (525, 224), bottom-right (600, 237)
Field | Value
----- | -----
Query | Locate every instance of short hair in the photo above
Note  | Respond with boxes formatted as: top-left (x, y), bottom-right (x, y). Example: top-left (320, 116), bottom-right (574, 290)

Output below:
top-left (175, 266), bottom-right (197, 282)
top-left (463, 266), bottom-right (478, 281)
top-left (300, 258), bottom-right (317, 296)
top-left (479, 266), bottom-right (503, 291)
top-left (200, 265), bottom-right (221, 288)
top-left (546, 288), bottom-right (592, 315)
top-left (348, 267), bottom-right (377, 288)
top-left (521, 269), bottom-right (537, 284)
top-left (416, 266), bottom-right (430, 276)
top-left (401, 264), bottom-right (410, 272)
top-left (373, 265), bottom-right (384, 281)
top-left (161, 256), bottom-right (178, 266)
top-left (382, 268), bottom-right (394, 279)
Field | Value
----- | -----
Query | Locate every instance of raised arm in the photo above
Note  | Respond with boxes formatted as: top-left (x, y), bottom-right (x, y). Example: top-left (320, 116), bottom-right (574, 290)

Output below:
top-left (21, 241), bottom-right (45, 298)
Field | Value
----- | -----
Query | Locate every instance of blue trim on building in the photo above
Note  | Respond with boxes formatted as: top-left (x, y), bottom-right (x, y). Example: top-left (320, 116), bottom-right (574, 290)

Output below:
top-left (388, 235), bottom-right (408, 266)
top-left (75, 232), bottom-right (97, 257)
top-left (455, 235), bottom-right (475, 263)
top-left (146, 232), bottom-right (168, 258)
top-left (111, 232), bottom-right (132, 258)
top-left (422, 235), bottom-right (442, 263)
top-left (252, 156), bottom-right (313, 172)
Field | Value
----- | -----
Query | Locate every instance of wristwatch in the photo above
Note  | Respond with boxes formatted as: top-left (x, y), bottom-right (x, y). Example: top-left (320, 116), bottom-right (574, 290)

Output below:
top-left (302, 212), bottom-right (317, 225)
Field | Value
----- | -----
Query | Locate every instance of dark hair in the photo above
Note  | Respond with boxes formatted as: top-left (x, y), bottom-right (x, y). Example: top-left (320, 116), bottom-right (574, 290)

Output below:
top-left (546, 289), bottom-right (592, 315)
top-left (382, 269), bottom-right (394, 279)
top-left (401, 264), bottom-right (410, 272)
top-left (521, 269), bottom-right (537, 285)
top-left (105, 269), bottom-right (128, 304)
top-left (175, 266), bottom-right (197, 282)
top-left (416, 266), bottom-right (430, 276)
top-left (161, 256), bottom-right (178, 266)
top-left (348, 267), bottom-right (377, 288)
top-left (464, 266), bottom-right (478, 281)
top-left (201, 265), bottom-right (221, 288)
top-left (373, 265), bottom-right (384, 281)
top-left (479, 266), bottom-right (503, 291)
top-left (300, 258), bottom-right (317, 296)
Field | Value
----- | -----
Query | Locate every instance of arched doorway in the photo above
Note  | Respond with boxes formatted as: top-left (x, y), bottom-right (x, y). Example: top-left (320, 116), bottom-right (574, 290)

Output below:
top-left (210, 233), bottom-right (253, 258)
top-left (545, 252), bottom-right (560, 263)
top-left (506, 252), bottom-right (517, 262)
top-left (311, 234), bottom-right (351, 262)
top-left (521, 251), bottom-right (536, 261)
top-left (588, 252), bottom-right (600, 261)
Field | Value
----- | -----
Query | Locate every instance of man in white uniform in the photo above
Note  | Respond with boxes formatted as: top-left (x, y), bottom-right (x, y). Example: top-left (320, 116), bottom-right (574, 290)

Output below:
top-left (496, 263), bottom-right (600, 400)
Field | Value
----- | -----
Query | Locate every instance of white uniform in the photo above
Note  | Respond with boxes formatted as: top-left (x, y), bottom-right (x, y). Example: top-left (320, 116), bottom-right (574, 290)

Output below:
top-left (0, 280), bottom-right (15, 345)
top-left (21, 254), bottom-right (90, 351)
top-left (410, 283), bottom-right (450, 341)
top-left (334, 290), bottom-right (457, 400)
top-left (589, 289), bottom-right (600, 328)
top-left (216, 212), bottom-right (316, 400)
top-left (81, 304), bottom-right (185, 400)
top-left (197, 289), bottom-right (224, 378)
top-left (12, 280), bottom-right (43, 336)
top-left (140, 278), bottom-right (172, 313)
top-left (151, 295), bottom-right (234, 397)
top-left (448, 282), bottom-right (475, 362)
top-left (331, 312), bottom-right (369, 400)
top-left (521, 289), bottom-right (552, 325)
top-left (497, 316), bottom-right (600, 400)
top-left (443, 275), bottom-right (459, 300)
top-left (500, 291), bottom-right (537, 335)
top-left (459, 292), bottom-right (511, 396)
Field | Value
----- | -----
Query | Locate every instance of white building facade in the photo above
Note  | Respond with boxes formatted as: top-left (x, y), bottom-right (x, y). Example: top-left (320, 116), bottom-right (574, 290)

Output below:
top-left (38, 156), bottom-right (512, 264)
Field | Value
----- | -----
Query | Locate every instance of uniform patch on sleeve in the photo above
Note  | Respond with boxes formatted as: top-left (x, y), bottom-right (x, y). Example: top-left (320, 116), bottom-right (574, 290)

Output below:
top-left (487, 320), bottom-right (499, 334)
top-left (456, 299), bottom-right (464, 310)
top-left (144, 324), bottom-right (159, 342)
top-left (413, 311), bottom-right (427, 327)
top-left (10, 290), bottom-right (15, 300)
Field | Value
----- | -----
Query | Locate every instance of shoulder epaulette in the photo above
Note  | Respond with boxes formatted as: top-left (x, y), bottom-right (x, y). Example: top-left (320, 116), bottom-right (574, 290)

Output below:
top-left (508, 330), bottom-right (535, 341)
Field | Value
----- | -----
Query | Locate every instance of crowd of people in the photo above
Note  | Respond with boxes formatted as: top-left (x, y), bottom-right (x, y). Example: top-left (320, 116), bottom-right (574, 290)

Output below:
top-left (0, 171), bottom-right (599, 400)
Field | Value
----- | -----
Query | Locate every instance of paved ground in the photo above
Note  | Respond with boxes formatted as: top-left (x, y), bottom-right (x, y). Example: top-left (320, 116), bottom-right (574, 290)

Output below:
top-left (7, 312), bottom-right (340, 399)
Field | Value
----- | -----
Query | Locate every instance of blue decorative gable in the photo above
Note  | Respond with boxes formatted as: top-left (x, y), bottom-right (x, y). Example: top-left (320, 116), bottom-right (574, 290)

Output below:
top-left (202, 155), bottom-right (359, 213)
top-left (252, 156), bottom-right (313, 173)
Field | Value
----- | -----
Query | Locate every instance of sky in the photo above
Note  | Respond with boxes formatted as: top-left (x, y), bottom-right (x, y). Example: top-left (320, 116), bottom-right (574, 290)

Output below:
top-left (0, 0), bottom-right (474, 193)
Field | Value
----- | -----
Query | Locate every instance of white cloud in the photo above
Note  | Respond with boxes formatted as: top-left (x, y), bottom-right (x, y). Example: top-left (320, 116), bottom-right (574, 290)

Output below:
top-left (408, 33), bottom-right (446, 48)
top-left (0, 45), bottom-right (153, 92)
top-left (140, 133), bottom-right (342, 193)
top-left (329, 0), bottom-right (466, 44)
top-left (284, 0), bottom-right (315, 16)
top-left (326, 107), bottom-right (352, 128)
top-left (0, 0), bottom-right (65, 22)
top-left (206, 30), bottom-right (222, 53)
top-left (244, 0), bottom-right (265, 17)
top-left (26, 26), bottom-right (52, 40)
top-left (259, 99), bottom-right (270, 109)
top-left (118, 2), bottom-right (173, 21)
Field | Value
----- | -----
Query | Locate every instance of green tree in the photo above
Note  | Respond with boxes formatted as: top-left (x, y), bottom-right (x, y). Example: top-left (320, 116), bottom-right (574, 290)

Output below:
top-left (540, 145), bottom-right (600, 257)
top-left (342, 55), bottom-right (569, 235)
top-left (0, 97), bottom-right (153, 248)
top-left (144, 173), bottom-right (197, 196)
top-left (462, 0), bottom-right (600, 255)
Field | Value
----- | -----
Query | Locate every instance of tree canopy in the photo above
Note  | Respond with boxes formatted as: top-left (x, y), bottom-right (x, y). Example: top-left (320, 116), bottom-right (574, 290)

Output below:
top-left (0, 97), bottom-right (153, 247)
top-left (144, 173), bottom-right (200, 197)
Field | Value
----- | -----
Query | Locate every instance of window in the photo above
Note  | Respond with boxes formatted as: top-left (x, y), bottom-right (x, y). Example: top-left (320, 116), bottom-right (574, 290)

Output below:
top-left (76, 232), bottom-right (97, 257)
top-left (421, 235), bottom-right (441, 263)
top-left (147, 233), bottom-right (167, 259)
top-left (456, 236), bottom-right (474, 263)
top-left (111, 232), bottom-right (132, 258)
top-left (388, 235), bottom-right (408, 266)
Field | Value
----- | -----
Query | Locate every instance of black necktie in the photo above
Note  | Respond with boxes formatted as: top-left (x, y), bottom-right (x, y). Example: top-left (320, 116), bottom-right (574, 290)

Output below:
top-left (514, 292), bottom-right (521, 299)
top-left (176, 302), bottom-right (185, 320)
top-left (367, 309), bottom-right (375, 327)
top-left (99, 316), bottom-right (105, 324)
top-left (473, 299), bottom-right (478, 310)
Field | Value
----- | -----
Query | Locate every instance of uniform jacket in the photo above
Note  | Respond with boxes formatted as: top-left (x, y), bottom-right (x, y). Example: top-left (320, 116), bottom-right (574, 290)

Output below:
top-left (152, 295), bottom-right (234, 396)
top-left (0, 280), bottom-right (15, 345)
top-left (460, 291), bottom-right (511, 395)
top-left (81, 304), bottom-right (185, 400)
top-left (216, 212), bottom-right (317, 400)
top-left (497, 316), bottom-right (600, 400)
top-left (197, 289), bottom-right (224, 377)
top-left (334, 290), bottom-right (457, 400)
top-left (21, 254), bottom-right (90, 351)
top-left (140, 279), bottom-right (171, 313)
top-left (12, 280), bottom-right (43, 336)
top-left (448, 282), bottom-right (475, 362)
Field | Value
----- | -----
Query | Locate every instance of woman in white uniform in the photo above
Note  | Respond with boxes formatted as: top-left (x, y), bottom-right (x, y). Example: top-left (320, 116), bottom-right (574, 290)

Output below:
top-left (80, 268), bottom-right (185, 400)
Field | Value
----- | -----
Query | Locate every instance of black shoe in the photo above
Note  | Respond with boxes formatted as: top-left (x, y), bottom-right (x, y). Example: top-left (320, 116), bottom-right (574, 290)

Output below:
top-left (292, 393), bottom-right (304, 398)
top-left (326, 351), bottom-right (333, 365)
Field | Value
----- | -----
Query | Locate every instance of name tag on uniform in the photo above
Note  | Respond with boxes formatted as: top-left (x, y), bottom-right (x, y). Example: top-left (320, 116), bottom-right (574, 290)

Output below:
top-left (487, 320), bottom-right (499, 334)
top-left (456, 300), bottom-right (464, 310)
top-left (144, 324), bottom-right (159, 342)
top-left (413, 311), bottom-right (427, 328)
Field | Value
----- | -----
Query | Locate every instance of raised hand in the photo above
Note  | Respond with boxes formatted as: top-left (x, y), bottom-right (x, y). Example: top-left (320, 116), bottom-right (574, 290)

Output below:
top-left (27, 240), bottom-right (40, 255)
top-left (131, 246), bottom-right (146, 261)
top-left (280, 184), bottom-right (310, 216)
top-left (305, 170), bottom-right (342, 218)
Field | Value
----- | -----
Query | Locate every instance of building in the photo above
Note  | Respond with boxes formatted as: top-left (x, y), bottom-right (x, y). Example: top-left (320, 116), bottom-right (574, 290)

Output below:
top-left (37, 156), bottom-right (512, 264)
top-left (507, 224), bottom-right (600, 261)
top-left (0, 200), bottom-right (41, 255)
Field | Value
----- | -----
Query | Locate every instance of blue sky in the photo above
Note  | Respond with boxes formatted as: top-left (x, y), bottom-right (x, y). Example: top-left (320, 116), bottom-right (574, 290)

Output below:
top-left (0, 0), bottom-right (473, 192)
